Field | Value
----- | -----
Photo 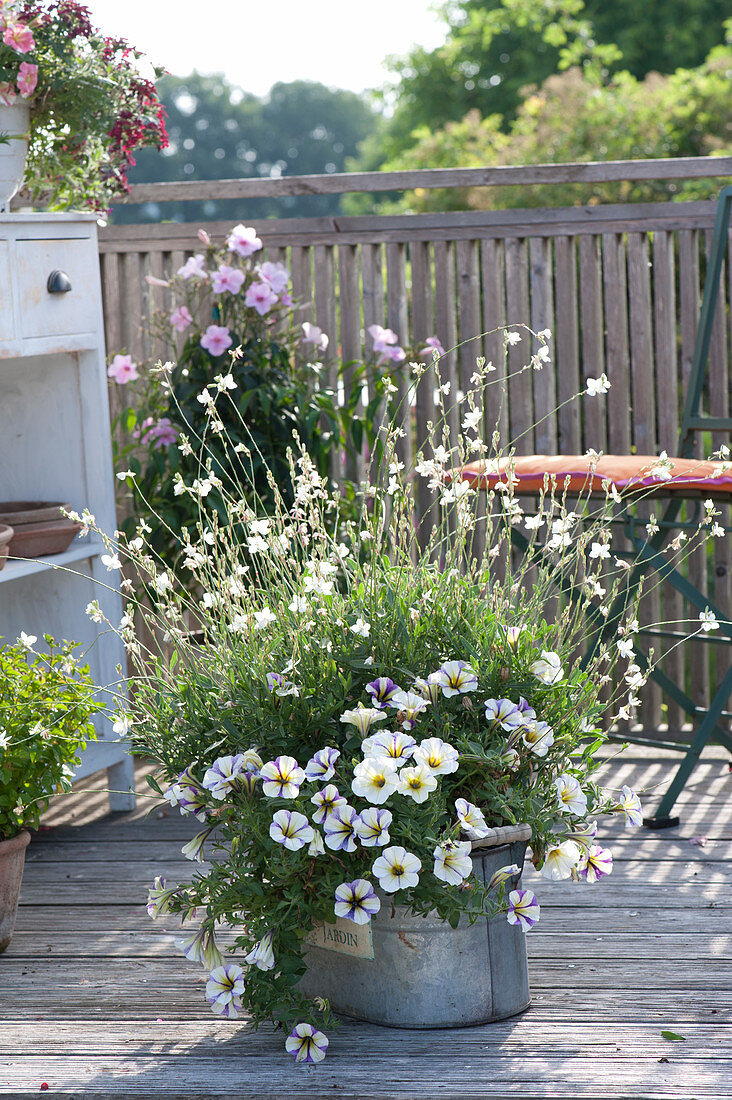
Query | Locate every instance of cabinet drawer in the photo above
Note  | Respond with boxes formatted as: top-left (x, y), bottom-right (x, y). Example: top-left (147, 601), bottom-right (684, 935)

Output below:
top-left (16, 237), bottom-right (99, 339)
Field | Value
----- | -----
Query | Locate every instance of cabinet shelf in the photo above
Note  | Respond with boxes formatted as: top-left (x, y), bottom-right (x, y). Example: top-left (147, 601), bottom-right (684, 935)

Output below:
top-left (0, 539), bottom-right (104, 584)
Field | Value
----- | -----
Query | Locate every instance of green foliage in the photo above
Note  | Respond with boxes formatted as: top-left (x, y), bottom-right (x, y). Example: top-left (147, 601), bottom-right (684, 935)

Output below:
top-left (112, 74), bottom-right (379, 225)
top-left (0, 636), bottom-right (102, 840)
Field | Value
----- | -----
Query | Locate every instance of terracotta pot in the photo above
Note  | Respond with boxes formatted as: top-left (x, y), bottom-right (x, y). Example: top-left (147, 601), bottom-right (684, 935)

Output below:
top-left (0, 501), bottom-right (71, 527)
top-left (7, 518), bottom-right (81, 558)
top-left (0, 830), bottom-right (30, 953)
top-left (0, 523), bottom-right (13, 570)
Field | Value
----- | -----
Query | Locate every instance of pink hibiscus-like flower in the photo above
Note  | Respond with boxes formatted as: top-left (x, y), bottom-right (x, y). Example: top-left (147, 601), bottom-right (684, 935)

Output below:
top-left (420, 335), bottom-right (446, 359)
top-left (0, 82), bottom-right (17, 106)
top-left (170, 305), bottom-right (192, 332)
top-left (211, 264), bottom-right (245, 295)
top-left (177, 254), bottom-right (207, 280)
top-left (301, 322), bottom-right (329, 351)
top-left (134, 417), bottom-right (178, 450)
top-left (227, 224), bottom-right (262, 258)
top-left (16, 61), bottom-right (37, 98)
top-left (258, 261), bottom-right (290, 294)
top-left (3, 23), bottom-right (34, 53)
top-left (200, 324), bottom-right (233, 357)
top-left (107, 354), bottom-right (139, 384)
top-left (245, 281), bottom-right (278, 316)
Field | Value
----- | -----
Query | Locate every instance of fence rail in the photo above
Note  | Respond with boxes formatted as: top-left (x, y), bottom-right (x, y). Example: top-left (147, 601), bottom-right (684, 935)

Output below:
top-left (99, 158), bottom-right (732, 738)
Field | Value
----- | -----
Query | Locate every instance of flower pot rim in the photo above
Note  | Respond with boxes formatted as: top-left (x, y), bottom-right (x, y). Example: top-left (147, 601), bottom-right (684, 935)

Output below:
top-left (469, 822), bottom-right (532, 850)
top-left (0, 829), bottom-right (31, 856)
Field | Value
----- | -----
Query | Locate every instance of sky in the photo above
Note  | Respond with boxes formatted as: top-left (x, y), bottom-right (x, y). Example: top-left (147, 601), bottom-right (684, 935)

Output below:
top-left (82, 0), bottom-right (448, 98)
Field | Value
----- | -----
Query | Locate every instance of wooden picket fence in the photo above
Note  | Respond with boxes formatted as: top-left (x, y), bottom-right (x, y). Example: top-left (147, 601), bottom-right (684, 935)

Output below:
top-left (99, 156), bottom-right (732, 737)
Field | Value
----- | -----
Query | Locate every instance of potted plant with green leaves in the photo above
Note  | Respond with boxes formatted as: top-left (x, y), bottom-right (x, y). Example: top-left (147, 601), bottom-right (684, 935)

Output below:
top-left (0, 632), bottom-right (103, 951)
top-left (0, 0), bottom-right (167, 212)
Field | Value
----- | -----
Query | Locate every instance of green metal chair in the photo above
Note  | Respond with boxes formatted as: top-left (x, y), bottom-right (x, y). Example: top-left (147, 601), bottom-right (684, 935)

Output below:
top-left (463, 185), bottom-right (732, 827)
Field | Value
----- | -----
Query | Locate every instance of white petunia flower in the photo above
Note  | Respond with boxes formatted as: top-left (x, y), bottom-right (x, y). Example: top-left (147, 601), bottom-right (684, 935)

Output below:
top-left (397, 763), bottom-right (438, 803)
top-left (259, 756), bottom-right (305, 798)
top-left (285, 1022), bottom-right (329, 1064)
top-left (455, 798), bottom-right (491, 839)
top-left (350, 617), bottom-right (371, 638)
top-left (413, 737), bottom-right (459, 775)
top-left (433, 840), bottom-right (473, 885)
top-left (530, 650), bottom-right (564, 685)
top-left (244, 929), bottom-right (275, 971)
top-left (555, 774), bottom-right (588, 816)
top-left (339, 705), bottom-right (387, 736)
top-left (541, 840), bottom-right (581, 880)
top-left (371, 845), bottom-right (421, 892)
top-left (507, 889), bottom-right (540, 931)
top-left (361, 729), bottom-right (417, 766)
top-left (206, 963), bottom-right (245, 1018)
top-left (351, 757), bottom-right (400, 804)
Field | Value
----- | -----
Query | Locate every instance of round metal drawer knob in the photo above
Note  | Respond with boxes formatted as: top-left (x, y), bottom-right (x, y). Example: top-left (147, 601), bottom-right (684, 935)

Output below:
top-left (47, 269), bottom-right (72, 293)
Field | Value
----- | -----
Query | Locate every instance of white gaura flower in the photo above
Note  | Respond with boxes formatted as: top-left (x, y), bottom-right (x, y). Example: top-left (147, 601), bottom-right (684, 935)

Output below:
top-left (555, 774), bottom-right (588, 816)
top-left (507, 889), bottom-right (540, 931)
top-left (175, 924), bottom-right (223, 970)
top-left (487, 864), bottom-right (521, 891)
top-left (431, 660), bottom-right (478, 697)
top-left (18, 631), bottom-right (37, 648)
top-left (455, 798), bottom-right (491, 839)
top-left (615, 785), bottom-right (643, 827)
top-left (433, 840), bottom-right (473, 885)
top-left (253, 606), bottom-right (277, 630)
top-left (530, 650), bottom-right (564, 685)
top-left (206, 963), bottom-right (245, 1018)
top-left (372, 845), bottom-right (421, 892)
top-left (350, 617), bottom-right (371, 638)
top-left (310, 784), bottom-right (347, 824)
top-left (541, 840), bottom-right (581, 880)
top-left (699, 607), bottom-right (719, 632)
top-left (244, 929), bottom-right (275, 971)
top-left (334, 878), bottom-right (381, 924)
top-left (354, 806), bottom-right (392, 847)
top-left (285, 1022), bottom-right (329, 1064)
top-left (339, 705), bottom-right (387, 736)
top-left (413, 737), bottom-right (459, 776)
top-left (578, 844), bottom-right (613, 883)
top-left (522, 720), bottom-right (554, 757)
top-left (397, 763), bottom-right (438, 803)
top-left (351, 757), bottom-right (400, 804)
top-left (289, 594), bottom-right (309, 614)
top-left (323, 805), bottom-right (361, 852)
top-left (260, 755), bottom-right (305, 798)
top-left (361, 729), bottom-right (417, 766)
top-left (586, 373), bottom-right (611, 395)
top-left (269, 809), bottom-right (314, 851)
top-left (101, 552), bottom-right (122, 571)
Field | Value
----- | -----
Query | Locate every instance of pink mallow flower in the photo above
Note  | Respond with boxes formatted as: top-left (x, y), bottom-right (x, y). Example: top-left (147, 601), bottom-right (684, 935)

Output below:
top-left (200, 325), bottom-right (233, 357)
top-left (245, 281), bottom-right (278, 316)
top-left (3, 23), bottom-right (34, 53)
top-left (107, 354), bottom-right (139, 384)
top-left (16, 61), bottom-right (37, 98)
top-left (257, 261), bottom-right (290, 294)
top-left (170, 305), bottom-right (192, 332)
top-left (134, 417), bottom-right (178, 450)
top-left (227, 224), bottom-right (262, 258)
top-left (211, 264), bottom-right (245, 295)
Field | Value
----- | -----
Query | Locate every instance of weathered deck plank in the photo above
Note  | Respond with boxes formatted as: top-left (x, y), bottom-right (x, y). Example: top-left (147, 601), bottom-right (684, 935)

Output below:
top-left (2, 746), bottom-right (730, 1099)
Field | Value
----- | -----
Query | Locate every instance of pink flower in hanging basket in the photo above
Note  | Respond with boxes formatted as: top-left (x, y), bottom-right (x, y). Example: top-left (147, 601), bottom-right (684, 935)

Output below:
top-left (3, 22), bottom-right (34, 54)
top-left (16, 61), bottom-right (37, 98)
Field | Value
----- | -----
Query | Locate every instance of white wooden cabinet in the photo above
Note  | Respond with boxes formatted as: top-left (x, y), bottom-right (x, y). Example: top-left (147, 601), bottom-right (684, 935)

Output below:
top-left (0, 213), bottom-right (135, 811)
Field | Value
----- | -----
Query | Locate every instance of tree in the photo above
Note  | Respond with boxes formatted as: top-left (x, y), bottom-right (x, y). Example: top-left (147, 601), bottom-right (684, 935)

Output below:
top-left (112, 74), bottom-right (379, 224)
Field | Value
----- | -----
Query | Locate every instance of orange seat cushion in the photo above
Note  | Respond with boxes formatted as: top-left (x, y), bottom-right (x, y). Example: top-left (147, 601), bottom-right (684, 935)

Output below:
top-left (460, 454), bottom-right (732, 495)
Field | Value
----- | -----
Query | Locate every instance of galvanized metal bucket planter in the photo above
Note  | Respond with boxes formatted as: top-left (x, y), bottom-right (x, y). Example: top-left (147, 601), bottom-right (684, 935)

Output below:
top-left (300, 824), bottom-right (532, 1028)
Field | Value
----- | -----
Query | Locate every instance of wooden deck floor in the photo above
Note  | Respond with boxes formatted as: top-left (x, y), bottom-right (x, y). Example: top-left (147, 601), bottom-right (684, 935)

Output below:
top-left (3, 745), bottom-right (732, 1099)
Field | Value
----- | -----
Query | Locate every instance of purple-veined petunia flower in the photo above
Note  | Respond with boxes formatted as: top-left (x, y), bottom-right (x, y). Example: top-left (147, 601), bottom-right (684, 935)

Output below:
top-left (177, 253), bottom-right (207, 280)
top-left (304, 747), bottom-right (340, 782)
top-left (455, 797), bottom-right (491, 839)
top-left (578, 844), bottom-right (613, 883)
top-left (507, 889), bottom-right (541, 931)
top-left (265, 671), bottom-right (300, 698)
top-left (211, 264), bottom-right (245, 295)
top-left (244, 929), bottom-right (275, 971)
top-left (354, 806), bottom-right (392, 847)
top-left (227, 223), bottom-right (262, 257)
top-left (339, 705), bottom-right (388, 736)
top-left (365, 677), bottom-right (403, 709)
top-left (260, 755), bottom-right (305, 798)
top-left (181, 828), bottom-right (213, 863)
top-left (175, 924), bottom-right (222, 970)
top-left (308, 829), bottom-right (325, 856)
top-left (351, 757), bottom-right (400, 804)
top-left (372, 845), bottom-right (421, 893)
top-left (258, 260), bottom-right (290, 293)
top-left (334, 878), bottom-right (381, 924)
top-left (530, 650), bottom-right (564, 685)
top-left (432, 660), bottom-right (478, 697)
top-left (323, 805), bottom-right (361, 852)
top-left (202, 753), bottom-right (257, 800)
top-left (413, 737), bottom-right (459, 776)
top-left (616, 785), bottom-right (643, 827)
top-left (389, 690), bottom-right (430, 729)
top-left (484, 697), bottom-right (524, 731)
top-left (412, 673), bottom-right (442, 704)
top-left (310, 784), bottom-right (346, 825)
top-left (361, 729), bottom-right (417, 766)
top-left (487, 863), bottom-right (522, 891)
top-left (245, 280), bottom-right (278, 315)
top-left (170, 305), bottom-right (192, 332)
top-left (541, 840), bottom-right (581, 880)
top-left (269, 810), bottom-right (314, 851)
top-left (499, 624), bottom-right (529, 651)
top-left (569, 820), bottom-right (598, 849)
top-left (433, 840), bottom-right (473, 886)
top-left (147, 876), bottom-right (179, 918)
top-left (522, 720), bottom-right (554, 757)
top-left (200, 324), bottom-right (233, 357)
top-left (555, 773), bottom-right (588, 816)
top-left (397, 763), bottom-right (437, 803)
top-left (285, 1021), bottom-right (329, 1064)
top-left (170, 767), bottom-right (208, 822)
top-left (206, 963), bottom-right (245, 1018)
